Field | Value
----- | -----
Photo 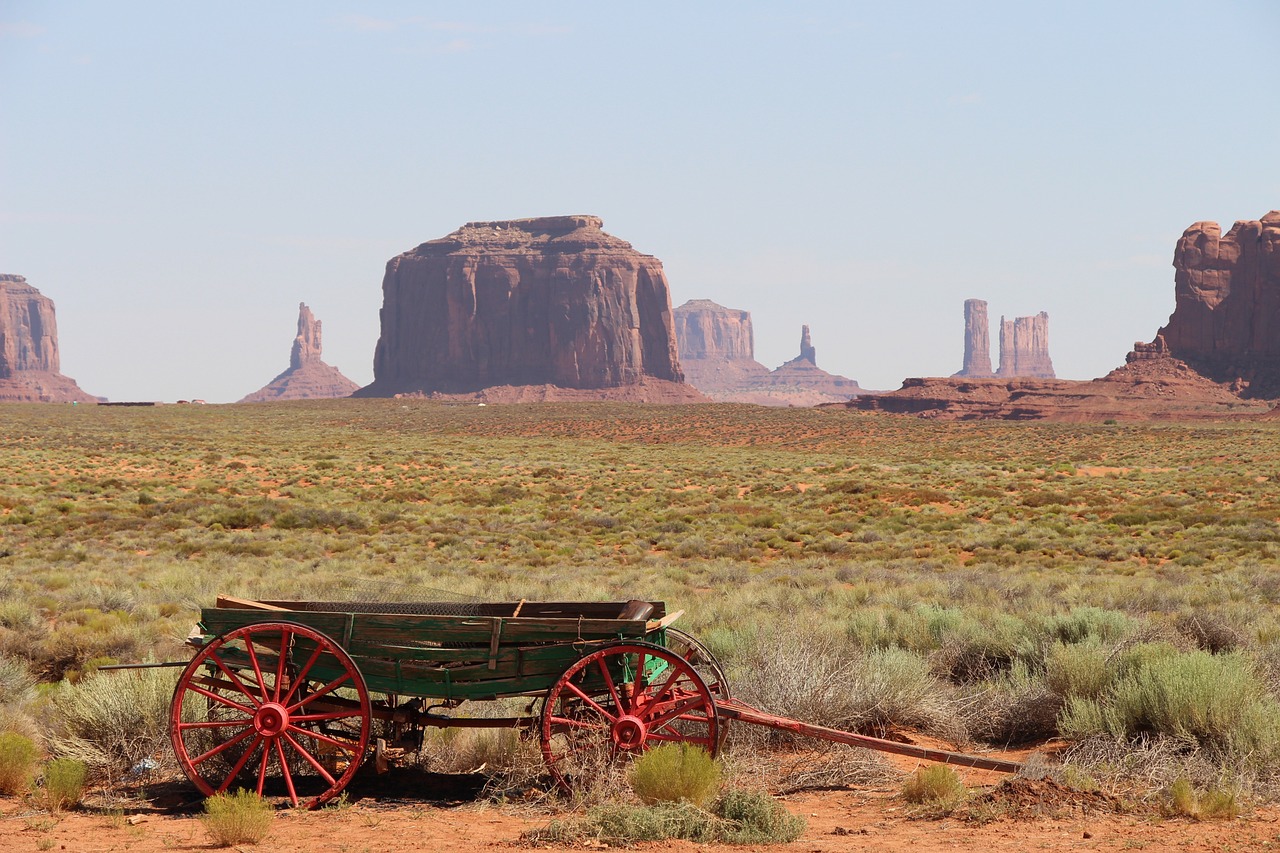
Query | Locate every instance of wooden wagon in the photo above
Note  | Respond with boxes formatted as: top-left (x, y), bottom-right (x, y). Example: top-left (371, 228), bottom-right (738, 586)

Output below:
top-left (168, 596), bottom-right (1020, 808)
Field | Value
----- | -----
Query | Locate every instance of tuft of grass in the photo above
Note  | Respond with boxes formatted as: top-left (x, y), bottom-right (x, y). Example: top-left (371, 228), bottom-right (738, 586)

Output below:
top-left (528, 787), bottom-right (804, 845)
top-left (43, 757), bottom-right (87, 811)
top-left (0, 731), bottom-right (40, 794)
top-left (629, 743), bottom-right (721, 807)
top-left (902, 764), bottom-right (968, 805)
top-left (1161, 777), bottom-right (1240, 820)
top-left (201, 789), bottom-right (274, 846)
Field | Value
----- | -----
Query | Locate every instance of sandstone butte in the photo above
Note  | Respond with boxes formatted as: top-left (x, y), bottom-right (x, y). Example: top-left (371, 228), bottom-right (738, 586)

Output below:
top-left (844, 211), bottom-right (1280, 421)
top-left (239, 303), bottom-right (360, 403)
top-left (0, 274), bottom-right (99, 403)
top-left (1144, 210), bottom-right (1280, 398)
top-left (673, 300), bottom-right (867, 406)
top-left (953, 300), bottom-right (1055, 379)
top-left (354, 216), bottom-right (705, 403)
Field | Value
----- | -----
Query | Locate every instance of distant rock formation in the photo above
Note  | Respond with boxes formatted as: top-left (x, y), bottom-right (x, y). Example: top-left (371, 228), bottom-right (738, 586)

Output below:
top-left (1126, 211), bottom-right (1280, 398)
top-left (839, 369), bottom-right (1265, 422)
top-left (796, 325), bottom-right (816, 364)
top-left (953, 299), bottom-right (994, 377)
top-left (355, 216), bottom-right (700, 402)
top-left (239, 303), bottom-right (360, 403)
top-left (0, 275), bottom-right (98, 403)
top-left (672, 299), bottom-right (770, 392)
top-left (997, 312), bottom-right (1055, 378)
top-left (673, 300), bottom-right (866, 405)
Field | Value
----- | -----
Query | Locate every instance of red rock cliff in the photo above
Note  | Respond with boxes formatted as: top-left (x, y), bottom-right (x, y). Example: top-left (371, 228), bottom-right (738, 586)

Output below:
top-left (356, 216), bottom-right (684, 396)
top-left (0, 275), bottom-right (98, 402)
top-left (673, 299), bottom-right (769, 392)
top-left (1139, 211), bottom-right (1280, 397)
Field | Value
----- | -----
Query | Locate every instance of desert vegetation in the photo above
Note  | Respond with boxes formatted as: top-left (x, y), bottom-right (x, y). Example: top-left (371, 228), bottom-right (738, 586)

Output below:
top-left (2, 399), bottom-right (1280, 813)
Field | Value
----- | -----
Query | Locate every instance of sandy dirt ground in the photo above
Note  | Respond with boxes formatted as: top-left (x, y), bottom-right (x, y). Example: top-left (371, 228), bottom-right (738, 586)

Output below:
top-left (2, 777), bottom-right (1276, 853)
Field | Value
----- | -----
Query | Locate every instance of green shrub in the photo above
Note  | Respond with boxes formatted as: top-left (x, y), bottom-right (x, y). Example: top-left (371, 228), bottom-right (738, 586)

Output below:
top-left (43, 757), bottom-right (87, 811)
top-left (629, 743), bottom-right (721, 807)
top-left (528, 788), bottom-right (804, 845)
top-left (901, 764), bottom-right (968, 804)
top-left (201, 789), bottom-right (274, 846)
top-left (715, 788), bottom-right (806, 844)
top-left (46, 668), bottom-right (177, 776)
top-left (0, 731), bottom-right (39, 794)
top-left (1058, 651), bottom-right (1280, 759)
top-left (1044, 640), bottom-right (1111, 700)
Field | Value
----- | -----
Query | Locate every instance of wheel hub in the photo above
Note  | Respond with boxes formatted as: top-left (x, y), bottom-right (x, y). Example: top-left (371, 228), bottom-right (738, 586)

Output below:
top-left (612, 714), bottom-right (647, 751)
top-left (253, 702), bottom-right (290, 737)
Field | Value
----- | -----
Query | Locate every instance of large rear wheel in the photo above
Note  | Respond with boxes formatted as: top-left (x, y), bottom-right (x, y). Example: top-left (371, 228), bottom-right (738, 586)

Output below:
top-left (169, 621), bottom-right (371, 808)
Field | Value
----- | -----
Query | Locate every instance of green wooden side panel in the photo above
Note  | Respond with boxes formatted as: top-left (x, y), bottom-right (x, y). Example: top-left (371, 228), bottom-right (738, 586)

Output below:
top-left (196, 606), bottom-right (660, 700)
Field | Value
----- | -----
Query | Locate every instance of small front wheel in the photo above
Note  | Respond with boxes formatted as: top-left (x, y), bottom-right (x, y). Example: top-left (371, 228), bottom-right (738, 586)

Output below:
top-left (169, 621), bottom-right (371, 808)
top-left (540, 642), bottom-right (718, 792)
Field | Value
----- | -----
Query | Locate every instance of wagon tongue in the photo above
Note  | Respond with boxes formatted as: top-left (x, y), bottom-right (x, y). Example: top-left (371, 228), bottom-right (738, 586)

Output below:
top-left (716, 698), bottom-right (1023, 774)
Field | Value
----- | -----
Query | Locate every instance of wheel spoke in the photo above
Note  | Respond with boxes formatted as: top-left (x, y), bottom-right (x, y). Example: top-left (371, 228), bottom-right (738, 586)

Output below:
top-left (244, 638), bottom-right (270, 703)
top-left (642, 694), bottom-right (709, 732)
top-left (288, 725), bottom-right (362, 753)
top-left (641, 665), bottom-right (687, 711)
top-left (256, 735), bottom-right (271, 796)
top-left (273, 626), bottom-right (291, 703)
top-left (647, 732), bottom-right (713, 746)
top-left (190, 725), bottom-right (256, 767)
top-left (596, 657), bottom-right (624, 716)
top-left (217, 734), bottom-right (265, 792)
top-left (291, 710), bottom-right (368, 723)
top-left (275, 738), bottom-right (299, 807)
top-left (178, 718), bottom-right (252, 730)
top-left (633, 649), bottom-right (647, 698)
top-left (187, 682), bottom-right (257, 716)
top-left (281, 731), bottom-right (337, 785)
top-left (564, 681), bottom-right (617, 723)
top-left (281, 643), bottom-right (325, 707)
top-left (288, 672), bottom-right (351, 711)
top-left (207, 649), bottom-right (262, 708)
top-left (548, 714), bottom-right (609, 732)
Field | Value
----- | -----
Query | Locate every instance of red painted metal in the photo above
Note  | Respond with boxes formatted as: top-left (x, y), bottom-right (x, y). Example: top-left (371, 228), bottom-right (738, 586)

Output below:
top-left (716, 698), bottom-right (1024, 774)
top-left (540, 642), bottom-right (718, 792)
top-left (169, 621), bottom-right (372, 809)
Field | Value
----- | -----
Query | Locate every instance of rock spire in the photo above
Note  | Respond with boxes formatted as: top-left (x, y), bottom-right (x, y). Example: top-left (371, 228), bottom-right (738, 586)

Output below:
top-left (239, 303), bottom-right (360, 402)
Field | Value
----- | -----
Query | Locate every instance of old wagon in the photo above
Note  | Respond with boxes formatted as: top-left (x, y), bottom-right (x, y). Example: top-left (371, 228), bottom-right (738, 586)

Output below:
top-left (168, 596), bottom-right (1019, 808)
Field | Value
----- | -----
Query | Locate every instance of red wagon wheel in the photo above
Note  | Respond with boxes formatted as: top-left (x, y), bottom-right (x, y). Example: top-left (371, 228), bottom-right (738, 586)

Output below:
top-left (169, 621), bottom-right (371, 809)
top-left (540, 642), bottom-right (718, 792)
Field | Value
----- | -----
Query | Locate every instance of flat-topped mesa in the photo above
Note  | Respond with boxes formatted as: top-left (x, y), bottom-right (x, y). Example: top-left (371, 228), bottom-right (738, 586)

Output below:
top-left (996, 312), bottom-right (1055, 378)
top-left (1128, 210), bottom-right (1280, 397)
top-left (239, 303), bottom-right (360, 403)
top-left (0, 274), bottom-right (98, 402)
top-left (674, 299), bottom-right (756, 361)
top-left (954, 299), bottom-right (994, 377)
top-left (356, 216), bottom-right (687, 397)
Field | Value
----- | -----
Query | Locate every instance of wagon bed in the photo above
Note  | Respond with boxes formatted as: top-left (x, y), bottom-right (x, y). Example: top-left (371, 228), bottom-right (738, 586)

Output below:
top-left (198, 596), bottom-right (675, 702)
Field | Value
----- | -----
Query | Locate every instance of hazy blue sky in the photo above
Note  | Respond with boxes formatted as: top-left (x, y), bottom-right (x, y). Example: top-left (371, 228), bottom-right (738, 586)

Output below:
top-left (3, 2), bottom-right (1278, 402)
